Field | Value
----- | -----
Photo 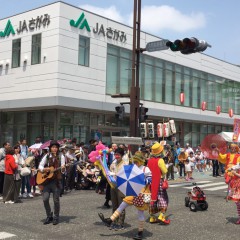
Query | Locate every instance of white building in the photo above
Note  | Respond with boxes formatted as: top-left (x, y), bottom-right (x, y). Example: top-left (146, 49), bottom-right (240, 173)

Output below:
top-left (0, 1), bottom-right (239, 146)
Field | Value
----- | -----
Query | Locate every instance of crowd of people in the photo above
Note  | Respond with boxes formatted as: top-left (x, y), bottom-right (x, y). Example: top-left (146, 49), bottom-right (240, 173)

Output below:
top-left (0, 137), bottom-right (239, 238)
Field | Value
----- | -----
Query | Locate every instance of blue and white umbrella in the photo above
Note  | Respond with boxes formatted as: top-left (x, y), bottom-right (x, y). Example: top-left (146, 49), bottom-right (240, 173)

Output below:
top-left (117, 164), bottom-right (145, 197)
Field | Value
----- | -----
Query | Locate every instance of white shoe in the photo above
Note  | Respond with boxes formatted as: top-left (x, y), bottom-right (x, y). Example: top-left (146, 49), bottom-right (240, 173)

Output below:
top-left (22, 193), bottom-right (28, 198)
top-left (28, 193), bottom-right (34, 198)
top-left (0, 196), bottom-right (3, 200)
top-left (5, 200), bottom-right (14, 204)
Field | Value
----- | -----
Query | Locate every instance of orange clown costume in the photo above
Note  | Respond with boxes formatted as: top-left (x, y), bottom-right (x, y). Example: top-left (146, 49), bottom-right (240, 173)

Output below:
top-left (98, 151), bottom-right (152, 240)
top-left (147, 142), bottom-right (170, 224)
top-left (218, 143), bottom-right (240, 224)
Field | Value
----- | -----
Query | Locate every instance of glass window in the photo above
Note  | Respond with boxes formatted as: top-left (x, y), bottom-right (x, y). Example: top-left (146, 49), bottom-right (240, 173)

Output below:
top-left (215, 77), bottom-right (222, 107)
top-left (143, 60), bottom-right (154, 101)
top-left (42, 111), bottom-right (55, 123)
top-left (28, 112), bottom-right (41, 123)
top-left (74, 112), bottom-right (90, 125)
top-left (78, 35), bottom-right (90, 66)
top-left (192, 76), bottom-right (200, 108)
top-left (2, 112), bottom-right (14, 124)
top-left (183, 68), bottom-right (191, 107)
top-left (222, 79), bottom-right (228, 113)
top-left (31, 34), bottom-right (41, 65)
top-left (207, 75), bottom-right (215, 111)
top-left (200, 124), bottom-right (208, 133)
top-left (234, 82), bottom-right (240, 114)
top-left (107, 54), bottom-right (118, 94)
top-left (164, 62), bottom-right (173, 104)
top-left (14, 112), bottom-right (27, 124)
top-left (228, 80), bottom-right (234, 113)
top-left (12, 39), bottom-right (21, 68)
top-left (175, 71), bottom-right (182, 105)
top-left (59, 111), bottom-right (73, 124)
top-left (120, 57), bottom-right (131, 94)
top-left (155, 67), bottom-right (163, 103)
top-left (207, 125), bottom-right (214, 133)
top-left (200, 76), bottom-right (207, 108)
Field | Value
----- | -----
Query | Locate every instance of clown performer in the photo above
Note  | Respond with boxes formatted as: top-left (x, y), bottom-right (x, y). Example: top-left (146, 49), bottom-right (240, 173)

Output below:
top-left (216, 143), bottom-right (240, 224)
top-left (147, 142), bottom-right (170, 225)
top-left (98, 151), bottom-right (152, 240)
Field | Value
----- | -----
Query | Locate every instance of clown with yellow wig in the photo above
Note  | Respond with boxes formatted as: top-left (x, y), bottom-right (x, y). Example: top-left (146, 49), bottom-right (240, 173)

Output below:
top-left (98, 151), bottom-right (152, 240)
top-left (147, 142), bottom-right (170, 225)
top-left (217, 143), bottom-right (240, 224)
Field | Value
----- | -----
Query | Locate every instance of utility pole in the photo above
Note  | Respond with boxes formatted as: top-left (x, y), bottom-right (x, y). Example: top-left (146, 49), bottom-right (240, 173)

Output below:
top-left (130, 0), bottom-right (141, 137)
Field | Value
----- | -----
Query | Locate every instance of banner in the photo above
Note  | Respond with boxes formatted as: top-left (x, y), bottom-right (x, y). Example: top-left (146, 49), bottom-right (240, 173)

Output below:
top-left (232, 118), bottom-right (240, 142)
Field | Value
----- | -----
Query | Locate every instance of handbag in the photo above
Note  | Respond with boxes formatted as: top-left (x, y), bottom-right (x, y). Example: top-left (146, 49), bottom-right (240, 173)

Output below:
top-left (20, 167), bottom-right (31, 176)
top-left (133, 194), bottom-right (144, 207)
top-left (162, 179), bottom-right (169, 190)
top-left (142, 184), bottom-right (151, 203)
top-left (143, 193), bottom-right (151, 203)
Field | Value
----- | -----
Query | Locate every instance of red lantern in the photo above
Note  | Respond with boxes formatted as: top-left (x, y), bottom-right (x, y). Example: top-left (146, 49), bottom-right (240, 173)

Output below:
top-left (201, 101), bottom-right (207, 111)
top-left (229, 108), bottom-right (233, 118)
top-left (180, 93), bottom-right (185, 104)
top-left (216, 105), bottom-right (221, 114)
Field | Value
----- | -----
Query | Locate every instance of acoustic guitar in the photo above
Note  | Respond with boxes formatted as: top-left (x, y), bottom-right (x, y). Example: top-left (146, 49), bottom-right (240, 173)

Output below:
top-left (36, 162), bottom-right (80, 185)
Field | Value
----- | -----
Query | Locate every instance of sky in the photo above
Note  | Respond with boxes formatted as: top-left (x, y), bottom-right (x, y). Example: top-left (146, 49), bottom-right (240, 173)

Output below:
top-left (1, 0), bottom-right (240, 65)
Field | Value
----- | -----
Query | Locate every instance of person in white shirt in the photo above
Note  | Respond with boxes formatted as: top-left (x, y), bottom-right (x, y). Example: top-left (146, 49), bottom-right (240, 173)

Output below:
top-left (38, 140), bottom-right (65, 225)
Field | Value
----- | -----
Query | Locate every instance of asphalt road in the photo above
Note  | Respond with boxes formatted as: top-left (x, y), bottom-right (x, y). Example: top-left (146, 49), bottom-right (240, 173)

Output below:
top-left (0, 176), bottom-right (239, 240)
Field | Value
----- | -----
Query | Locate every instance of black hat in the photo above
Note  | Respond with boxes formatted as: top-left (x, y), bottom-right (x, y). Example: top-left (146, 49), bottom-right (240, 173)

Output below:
top-left (114, 147), bottom-right (125, 157)
top-left (49, 140), bottom-right (60, 149)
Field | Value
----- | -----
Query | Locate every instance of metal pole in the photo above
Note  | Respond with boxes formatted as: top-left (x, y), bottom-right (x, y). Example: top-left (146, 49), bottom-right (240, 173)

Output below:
top-left (130, 0), bottom-right (141, 137)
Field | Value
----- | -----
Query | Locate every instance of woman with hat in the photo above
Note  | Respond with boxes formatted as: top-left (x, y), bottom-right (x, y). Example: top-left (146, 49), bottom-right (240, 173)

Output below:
top-left (216, 143), bottom-right (240, 224)
top-left (147, 142), bottom-right (170, 225)
top-left (38, 140), bottom-right (66, 225)
top-left (98, 151), bottom-right (152, 240)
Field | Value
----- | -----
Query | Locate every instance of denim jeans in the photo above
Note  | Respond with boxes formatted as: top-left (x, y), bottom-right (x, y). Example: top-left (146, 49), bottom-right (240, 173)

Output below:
top-left (21, 175), bottom-right (31, 194)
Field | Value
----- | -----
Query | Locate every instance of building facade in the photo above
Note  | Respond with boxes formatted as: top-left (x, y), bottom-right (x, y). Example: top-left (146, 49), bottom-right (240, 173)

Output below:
top-left (0, 1), bottom-right (239, 146)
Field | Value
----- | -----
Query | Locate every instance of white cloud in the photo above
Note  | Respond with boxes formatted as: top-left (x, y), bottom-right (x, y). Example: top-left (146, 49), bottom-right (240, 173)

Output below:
top-left (139, 5), bottom-right (206, 33)
top-left (79, 4), bottom-right (206, 34)
top-left (79, 4), bottom-right (124, 23)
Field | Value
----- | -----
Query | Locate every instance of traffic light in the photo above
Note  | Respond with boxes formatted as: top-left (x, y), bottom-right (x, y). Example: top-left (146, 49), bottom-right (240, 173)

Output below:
top-left (139, 107), bottom-right (148, 122)
top-left (140, 123), bottom-right (147, 138)
top-left (115, 105), bottom-right (125, 120)
top-left (147, 123), bottom-right (155, 138)
top-left (166, 37), bottom-right (211, 54)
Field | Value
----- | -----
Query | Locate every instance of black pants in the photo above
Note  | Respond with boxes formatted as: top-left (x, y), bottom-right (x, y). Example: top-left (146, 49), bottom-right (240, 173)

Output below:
top-left (0, 171), bottom-right (5, 195)
top-left (179, 163), bottom-right (186, 177)
top-left (42, 180), bottom-right (61, 218)
top-left (167, 164), bottom-right (174, 180)
top-left (105, 183), bottom-right (111, 202)
top-left (212, 160), bottom-right (219, 176)
top-left (66, 165), bottom-right (75, 190)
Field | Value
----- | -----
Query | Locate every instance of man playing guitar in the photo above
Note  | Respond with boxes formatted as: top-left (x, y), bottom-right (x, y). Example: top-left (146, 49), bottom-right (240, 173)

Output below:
top-left (38, 140), bottom-right (66, 225)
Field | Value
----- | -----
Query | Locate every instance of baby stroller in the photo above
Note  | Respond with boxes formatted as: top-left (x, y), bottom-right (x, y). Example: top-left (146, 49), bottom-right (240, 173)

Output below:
top-left (185, 182), bottom-right (208, 212)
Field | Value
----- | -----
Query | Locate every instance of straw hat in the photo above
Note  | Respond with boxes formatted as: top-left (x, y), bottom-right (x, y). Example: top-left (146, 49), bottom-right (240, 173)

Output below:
top-left (131, 151), bottom-right (145, 165)
top-left (151, 142), bottom-right (164, 156)
top-left (178, 151), bottom-right (188, 161)
top-left (75, 150), bottom-right (82, 157)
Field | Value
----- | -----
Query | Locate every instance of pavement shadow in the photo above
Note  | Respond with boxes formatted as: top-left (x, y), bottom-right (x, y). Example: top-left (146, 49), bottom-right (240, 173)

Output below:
top-left (226, 217), bottom-right (238, 225)
top-left (94, 221), bottom-right (132, 228)
top-left (99, 228), bottom-right (153, 239)
top-left (40, 215), bottom-right (77, 224)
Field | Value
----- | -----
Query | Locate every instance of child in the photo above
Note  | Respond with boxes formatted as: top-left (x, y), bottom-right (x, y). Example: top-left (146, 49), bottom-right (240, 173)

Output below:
top-left (188, 152), bottom-right (195, 179)
top-left (185, 158), bottom-right (192, 181)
